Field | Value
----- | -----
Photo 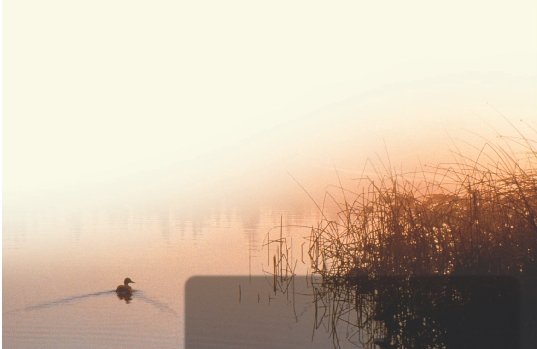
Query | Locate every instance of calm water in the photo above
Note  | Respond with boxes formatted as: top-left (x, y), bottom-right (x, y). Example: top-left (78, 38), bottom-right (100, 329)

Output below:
top-left (3, 189), bottom-right (327, 349)
top-left (3, 158), bottom-right (532, 348)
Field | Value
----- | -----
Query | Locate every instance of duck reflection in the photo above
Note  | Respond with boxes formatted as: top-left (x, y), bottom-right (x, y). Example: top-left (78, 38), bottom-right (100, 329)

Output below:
top-left (116, 278), bottom-right (135, 303)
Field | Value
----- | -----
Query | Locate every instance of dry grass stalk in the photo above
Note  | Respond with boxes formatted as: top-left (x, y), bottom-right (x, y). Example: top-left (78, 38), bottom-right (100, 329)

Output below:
top-left (304, 122), bottom-right (537, 348)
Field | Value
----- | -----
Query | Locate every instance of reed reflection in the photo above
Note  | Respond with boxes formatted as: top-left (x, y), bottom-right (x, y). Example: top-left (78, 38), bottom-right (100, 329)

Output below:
top-left (311, 275), bottom-right (520, 349)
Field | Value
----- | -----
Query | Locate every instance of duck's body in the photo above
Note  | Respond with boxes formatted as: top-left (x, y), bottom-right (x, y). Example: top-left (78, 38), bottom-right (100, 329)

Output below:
top-left (116, 278), bottom-right (135, 293)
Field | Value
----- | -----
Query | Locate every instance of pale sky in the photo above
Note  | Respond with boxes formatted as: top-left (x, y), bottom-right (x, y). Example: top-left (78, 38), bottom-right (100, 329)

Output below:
top-left (3, 0), bottom-right (536, 205)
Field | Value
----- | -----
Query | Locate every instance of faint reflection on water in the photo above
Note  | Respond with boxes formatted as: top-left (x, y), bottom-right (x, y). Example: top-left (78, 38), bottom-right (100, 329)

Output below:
top-left (185, 276), bottom-right (339, 349)
top-left (2, 195), bottom-right (320, 349)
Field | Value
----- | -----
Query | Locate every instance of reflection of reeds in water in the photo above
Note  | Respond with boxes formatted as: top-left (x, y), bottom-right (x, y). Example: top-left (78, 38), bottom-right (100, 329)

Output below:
top-left (267, 121), bottom-right (537, 348)
top-left (263, 216), bottom-right (298, 295)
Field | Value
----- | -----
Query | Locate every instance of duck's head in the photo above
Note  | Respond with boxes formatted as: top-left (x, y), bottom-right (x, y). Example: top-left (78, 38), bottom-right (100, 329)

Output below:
top-left (124, 278), bottom-right (135, 285)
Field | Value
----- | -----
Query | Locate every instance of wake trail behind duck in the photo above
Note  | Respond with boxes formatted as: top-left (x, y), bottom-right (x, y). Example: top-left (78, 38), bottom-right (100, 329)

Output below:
top-left (134, 290), bottom-right (179, 317)
top-left (3, 290), bottom-right (115, 314)
top-left (4, 290), bottom-right (180, 318)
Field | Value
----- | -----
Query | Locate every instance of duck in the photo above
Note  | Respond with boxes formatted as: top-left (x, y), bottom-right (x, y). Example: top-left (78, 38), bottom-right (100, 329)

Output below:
top-left (116, 278), bottom-right (135, 293)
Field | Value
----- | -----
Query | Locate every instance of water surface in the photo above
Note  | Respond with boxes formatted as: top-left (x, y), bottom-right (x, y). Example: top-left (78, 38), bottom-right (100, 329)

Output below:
top-left (3, 191), bottom-right (321, 349)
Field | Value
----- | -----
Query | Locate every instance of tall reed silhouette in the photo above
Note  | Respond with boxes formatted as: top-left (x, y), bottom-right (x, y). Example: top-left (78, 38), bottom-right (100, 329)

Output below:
top-left (270, 119), bottom-right (537, 348)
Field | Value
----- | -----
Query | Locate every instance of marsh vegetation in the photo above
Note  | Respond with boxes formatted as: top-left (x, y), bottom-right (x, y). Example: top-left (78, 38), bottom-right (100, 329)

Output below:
top-left (266, 121), bottom-right (537, 348)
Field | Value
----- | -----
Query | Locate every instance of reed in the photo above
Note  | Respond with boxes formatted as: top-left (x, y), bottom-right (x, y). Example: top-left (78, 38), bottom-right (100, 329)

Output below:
top-left (308, 124), bottom-right (537, 281)
top-left (303, 121), bottom-right (537, 348)
top-left (264, 216), bottom-right (298, 294)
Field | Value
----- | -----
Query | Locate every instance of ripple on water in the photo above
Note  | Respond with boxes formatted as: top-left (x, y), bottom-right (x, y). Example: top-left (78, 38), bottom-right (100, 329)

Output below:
top-left (3, 290), bottom-right (181, 349)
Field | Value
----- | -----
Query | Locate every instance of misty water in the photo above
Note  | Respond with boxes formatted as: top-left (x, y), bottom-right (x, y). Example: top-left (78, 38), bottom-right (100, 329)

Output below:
top-left (2, 176), bottom-right (335, 348)
top-left (4, 175), bottom-right (528, 349)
